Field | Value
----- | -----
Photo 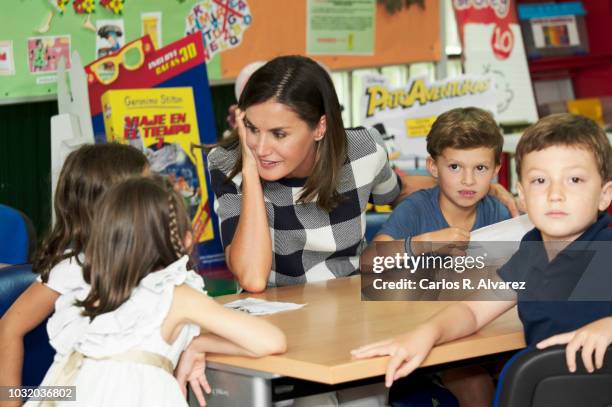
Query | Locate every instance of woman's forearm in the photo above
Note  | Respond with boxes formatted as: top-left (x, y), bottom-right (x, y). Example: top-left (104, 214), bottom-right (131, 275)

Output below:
top-left (228, 170), bottom-right (272, 292)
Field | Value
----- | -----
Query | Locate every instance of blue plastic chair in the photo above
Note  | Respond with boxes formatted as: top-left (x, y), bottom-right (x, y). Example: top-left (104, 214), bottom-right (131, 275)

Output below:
top-left (0, 204), bottom-right (36, 264)
top-left (0, 264), bottom-right (55, 386)
top-left (364, 212), bottom-right (391, 242)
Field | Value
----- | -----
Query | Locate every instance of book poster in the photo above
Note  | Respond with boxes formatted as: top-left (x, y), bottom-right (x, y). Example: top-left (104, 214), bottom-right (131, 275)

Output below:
top-left (102, 87), bottom-right (214, 243)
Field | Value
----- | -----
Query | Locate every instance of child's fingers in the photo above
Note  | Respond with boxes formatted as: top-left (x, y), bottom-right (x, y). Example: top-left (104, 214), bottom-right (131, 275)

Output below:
top-left (393, 354), bottom-right (423, 380)
top-left (199, 374), bottom-right (212, 394)
top-left (565, 334), bottom-right (586, 373)
top-left (536, 331), bottom-right (574, 349)
top-left (581, 338), bottom-right (596, 373)
top-left (351, 345), bottom-right (393, 359)
top-left (351, 339), bottom-right (393, 354)
top-left (385, 349), bottom-right (407, 387)
top-left (190, 378), bottom-right (206, 407)
top-left (594, 340), bottom-right (608, 369)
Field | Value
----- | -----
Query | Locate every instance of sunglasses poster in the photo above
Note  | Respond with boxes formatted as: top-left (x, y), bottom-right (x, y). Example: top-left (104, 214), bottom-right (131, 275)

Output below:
top-left (101, 87), bottom-right (214, 244)
top-left (26, 35), bottom-right (71, 74)
top-left (185, 0), bottom-right (252, 62)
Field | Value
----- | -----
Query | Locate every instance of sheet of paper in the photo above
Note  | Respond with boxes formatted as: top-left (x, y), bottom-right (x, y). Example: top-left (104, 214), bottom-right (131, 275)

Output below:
top-left (224, 298), bottom-right (306, 315)
top-left (471, 214), bottom-right (533, 241)
top-left (468, 214), bottom-right (534, 266)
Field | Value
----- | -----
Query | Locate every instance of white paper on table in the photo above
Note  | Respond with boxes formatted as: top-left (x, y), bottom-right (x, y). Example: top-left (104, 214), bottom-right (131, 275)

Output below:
top-left (224, 298), bottom-right (306, 315)
top-left (468, 215), bottom-right (534, 267)
top-left (471, 214), bottom-right (534, 241)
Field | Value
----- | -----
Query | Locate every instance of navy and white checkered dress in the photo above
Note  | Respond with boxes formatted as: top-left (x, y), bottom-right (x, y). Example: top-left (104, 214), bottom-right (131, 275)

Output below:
top-left (208, 127), bottom-right (400, 287)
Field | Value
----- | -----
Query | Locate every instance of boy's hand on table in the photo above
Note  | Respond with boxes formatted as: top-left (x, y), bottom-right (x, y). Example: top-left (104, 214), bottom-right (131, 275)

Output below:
top-left (175, 348), bottom-right (212, 406)
top-left (412, 228), bottom-right (470, 256)
top-left (488, 183), bottom-right (520, 217)
top-left (351, 325), bottom-right (437, 387)
top-left (537, 316), bottom-right (612, 373)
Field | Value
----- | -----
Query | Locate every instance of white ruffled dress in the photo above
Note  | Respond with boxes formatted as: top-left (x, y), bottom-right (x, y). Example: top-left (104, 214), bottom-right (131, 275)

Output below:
top-left (26, 256), bottom-right (203, 406)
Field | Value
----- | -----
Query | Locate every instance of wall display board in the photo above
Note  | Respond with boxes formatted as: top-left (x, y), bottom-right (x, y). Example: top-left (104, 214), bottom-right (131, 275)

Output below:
top-left (360, 72), bottom-right (497, 170)
top-left (453, 0), bottom-right (538, 124)
top-left (0, 0), bottom-right (440, 103)
top-left (86, 33), bottom-right (224, 268)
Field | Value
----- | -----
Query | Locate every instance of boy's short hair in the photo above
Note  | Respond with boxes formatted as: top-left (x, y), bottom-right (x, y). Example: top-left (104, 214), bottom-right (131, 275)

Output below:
top-left (426, 107), bottom-right (503, 164)
top-left (516, 113), bottom-right (612, 182)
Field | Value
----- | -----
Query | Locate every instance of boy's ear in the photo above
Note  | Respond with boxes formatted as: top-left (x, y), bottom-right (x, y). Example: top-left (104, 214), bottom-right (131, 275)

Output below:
top-left (597, 180), bottom-right (612, 212)
top-left (426, 156), bottom-right (438, 178)
top-left (516, 181), bottom-right (527, 212)
top-left (184, 231), bottom-right (194, 253)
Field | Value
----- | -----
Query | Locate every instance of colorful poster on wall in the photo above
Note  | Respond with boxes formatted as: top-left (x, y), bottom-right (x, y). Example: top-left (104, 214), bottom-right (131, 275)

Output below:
top-left (453, 0), bottom-right (538, 124)
top-left (85, 33), bottom-right (224, 268)
top-left (102, 87), bottom-right (214, 243)
top-left (306, 0), bottom-right (375, 55)
top-left (361, 73), bottom-right (496, 170)
top-left (185, 0), bottom-right (252, 62)
top-left (26, 35), bottom-right (71, 73)
top-left (0, 41), bottom-right (15, 76)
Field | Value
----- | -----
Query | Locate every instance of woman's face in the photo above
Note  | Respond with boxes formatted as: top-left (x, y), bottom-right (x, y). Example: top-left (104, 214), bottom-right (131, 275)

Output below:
top-left (243, 100), bottom-right (325, 181)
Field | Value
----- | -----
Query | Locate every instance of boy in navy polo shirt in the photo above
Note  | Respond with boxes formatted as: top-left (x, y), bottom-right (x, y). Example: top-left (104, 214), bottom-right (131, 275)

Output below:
top-left (353, 113), bottom-right (612, 400)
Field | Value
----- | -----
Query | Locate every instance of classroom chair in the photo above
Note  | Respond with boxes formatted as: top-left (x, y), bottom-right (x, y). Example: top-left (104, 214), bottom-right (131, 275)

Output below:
top-left (494, 345), bottom-right (612, 407)
top-left (364, 212), bottom-right (391, 242)
top-left (0, 264), bottom-right (55, 386)
top-left (0, 204), bottom-right (37, 264)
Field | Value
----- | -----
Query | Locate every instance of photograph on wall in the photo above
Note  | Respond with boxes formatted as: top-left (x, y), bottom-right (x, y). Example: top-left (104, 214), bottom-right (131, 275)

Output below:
top-left (27, 35), bottom-right (71, 74)
top-left (96, 19), bottom-right (126, 60)
top-left (0, 40), bottom-right (15, 76)
top-left (185, 0), bottom-right (252, 62)
top-left (531, 16), bottom-right (580, 48)
top-left (141, 12), bottom-right (162, 49)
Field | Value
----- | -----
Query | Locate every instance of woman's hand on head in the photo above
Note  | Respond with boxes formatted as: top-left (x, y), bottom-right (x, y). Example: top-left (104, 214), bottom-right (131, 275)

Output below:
top-left (235, 108), bottom-right (259, 176)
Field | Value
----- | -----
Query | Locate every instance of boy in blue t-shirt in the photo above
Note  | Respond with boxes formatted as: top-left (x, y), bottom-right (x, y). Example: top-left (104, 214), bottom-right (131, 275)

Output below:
top-left (373, 107), bottom-right (510, 407)
top-left (375, 106), bottom-right (510, 256)
top-left (354, 114), bottom-right (612, 402)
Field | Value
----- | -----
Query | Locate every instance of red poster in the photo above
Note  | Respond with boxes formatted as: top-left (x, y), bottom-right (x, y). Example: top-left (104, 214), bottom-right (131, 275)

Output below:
top-left (453, 0), bottom-right (518, 60)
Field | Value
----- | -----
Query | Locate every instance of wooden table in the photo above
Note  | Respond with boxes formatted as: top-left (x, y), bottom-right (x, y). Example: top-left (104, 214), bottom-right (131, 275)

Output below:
top-left (198, 276), bottom-right (525, 406)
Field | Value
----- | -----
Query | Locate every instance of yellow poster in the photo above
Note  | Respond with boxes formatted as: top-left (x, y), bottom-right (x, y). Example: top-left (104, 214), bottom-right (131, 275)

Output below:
top-left (102, 87), bottom-right (214, 243)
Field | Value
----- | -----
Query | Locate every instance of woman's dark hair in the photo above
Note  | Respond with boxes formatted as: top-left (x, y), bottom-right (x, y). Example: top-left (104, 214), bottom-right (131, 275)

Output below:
top-left (33, 143), bottom-right (148, 281)
top-left (214, 55), bottom-right (347, 211)
top-left (77, 176), bottom-right (191, 319)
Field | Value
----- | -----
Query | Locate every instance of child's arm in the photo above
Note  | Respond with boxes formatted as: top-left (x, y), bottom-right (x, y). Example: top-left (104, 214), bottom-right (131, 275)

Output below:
top-left (536, 316), bottom-right (612, 373)
top-left (374, 227), bottom-right (470, 256)
top-left (0, 283), bottom-right (59, 406)
top-left (175, 333), bottom-right (261, 406)
top-left (351, 300), bottom-right (516, 387)
top-left (172, 284), bottom-right (287, 357)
